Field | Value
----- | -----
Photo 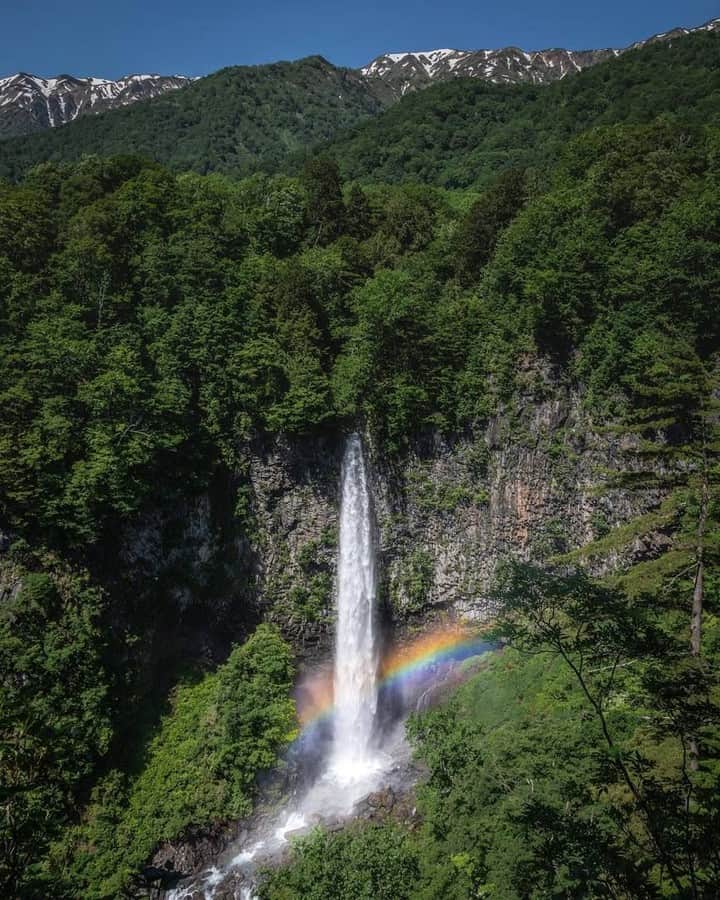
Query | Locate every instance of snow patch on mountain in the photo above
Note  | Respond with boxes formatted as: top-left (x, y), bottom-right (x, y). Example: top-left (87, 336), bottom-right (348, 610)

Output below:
top-left (0, 72), bottom-right (193, 137)
top-left (2, 15), bottom-right (719, 139)
top-left (362, 16), bottom-right (720, 99)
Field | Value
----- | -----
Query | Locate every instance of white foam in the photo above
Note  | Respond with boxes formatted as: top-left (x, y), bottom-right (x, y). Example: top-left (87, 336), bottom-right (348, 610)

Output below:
top-left (274, 811), bottom-right (308, 842)
top-left (231, 840), bottom-right (265, 866)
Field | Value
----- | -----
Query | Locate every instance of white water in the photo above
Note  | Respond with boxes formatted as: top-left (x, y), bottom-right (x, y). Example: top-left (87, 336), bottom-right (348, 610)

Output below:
top-left (327, 433), bottom-right (380, 782)
top-left (167, 434), bottom-right (495, 900)
top-left (168, 434), bottom-right (397, 899)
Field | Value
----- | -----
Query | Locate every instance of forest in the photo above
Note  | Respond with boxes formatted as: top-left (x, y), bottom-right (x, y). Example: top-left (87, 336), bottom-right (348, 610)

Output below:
top-left (1, 28), bottom-right (720, 186)
top-left (0, 21), bottom-right (719, 900)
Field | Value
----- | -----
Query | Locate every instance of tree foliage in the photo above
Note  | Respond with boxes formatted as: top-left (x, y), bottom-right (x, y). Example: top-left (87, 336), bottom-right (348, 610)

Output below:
top-left (266, 566), bottom-right (720, 899)
top-left (0, 564), bottom-right (111, 896)
top-left (45, 625), bottom-right (295, 899)
top-left (2, 30), bottom-right (720, 899)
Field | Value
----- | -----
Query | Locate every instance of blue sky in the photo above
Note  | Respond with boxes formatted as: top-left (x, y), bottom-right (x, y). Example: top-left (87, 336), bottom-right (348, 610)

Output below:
top-left (1, 0), bottom-right (717, 79)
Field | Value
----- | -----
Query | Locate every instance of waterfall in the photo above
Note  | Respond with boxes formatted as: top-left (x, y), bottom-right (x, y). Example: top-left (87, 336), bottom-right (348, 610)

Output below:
top-left (327, 433), bottom-right (380, 780)
top-left (167, 434), bottom-right (389, 899)
top-left (168, 431), bottom-right (482, 899)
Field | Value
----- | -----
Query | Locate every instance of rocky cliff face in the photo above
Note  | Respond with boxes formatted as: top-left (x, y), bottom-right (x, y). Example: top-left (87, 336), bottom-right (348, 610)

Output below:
top-left (369, 387), bottom-right (655, 626)
top-left (254, 375), bottom-right (658, 642)
top-left (118, 369), bottom-right (663, 665)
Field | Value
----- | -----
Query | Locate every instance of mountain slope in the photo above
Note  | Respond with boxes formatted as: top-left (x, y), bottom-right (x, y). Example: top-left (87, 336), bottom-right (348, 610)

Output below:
top-left (2, 114), bottom-right (720, 899)
top-left (0, 57), bottom-right (385, 180)
top-left (361, 47), bottom-right (618, 99)
top-left (2, 16), bottom-right (716, 142)
top-left (360, 16), bottom-right (720, 98)
top-left (0, 73), bottom-right (192, 138)
top-left (325, 27), bottom-right (720, 188)
top-left (1, 19), bottom-right (719, 184)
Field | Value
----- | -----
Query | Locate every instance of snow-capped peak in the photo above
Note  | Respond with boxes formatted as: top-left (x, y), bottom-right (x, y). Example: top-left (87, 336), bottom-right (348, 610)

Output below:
top-left (361, 16), bottom-right (720, 98)
top-left (0, 70), bottom-right (193, 137)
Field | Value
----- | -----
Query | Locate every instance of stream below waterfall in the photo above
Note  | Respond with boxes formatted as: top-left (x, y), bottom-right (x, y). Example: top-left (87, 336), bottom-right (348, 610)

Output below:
top-left (166, 434), bottom-right (494, 900)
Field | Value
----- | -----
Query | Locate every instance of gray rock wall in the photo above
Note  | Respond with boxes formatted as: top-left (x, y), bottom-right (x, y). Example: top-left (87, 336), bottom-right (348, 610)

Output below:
top-left (239, 382), bottom-right (660, 647)
top-left (114, 376), bottom-right (663, 657)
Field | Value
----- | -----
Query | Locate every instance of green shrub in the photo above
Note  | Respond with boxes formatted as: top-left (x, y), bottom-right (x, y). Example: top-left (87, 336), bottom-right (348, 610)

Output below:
top-left (395, 549), bottom-right (435, 612)
top-left (53, 625), bottom-right (295, 899)
top-left (259, 824), bottom-right (420, 900)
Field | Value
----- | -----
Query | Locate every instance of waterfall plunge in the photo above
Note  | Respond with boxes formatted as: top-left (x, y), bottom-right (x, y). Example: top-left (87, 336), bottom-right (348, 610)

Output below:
top-left (167, 434), bottom-right (411, 899)
top-left (327, 433), bottom-right (380, 782)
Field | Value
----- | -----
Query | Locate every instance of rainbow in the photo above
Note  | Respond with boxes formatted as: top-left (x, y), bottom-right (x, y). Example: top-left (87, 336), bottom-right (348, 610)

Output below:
top-left (381, 626), bottom-right (494, 687)
top-left (294, 625), bottom-right (495, 735)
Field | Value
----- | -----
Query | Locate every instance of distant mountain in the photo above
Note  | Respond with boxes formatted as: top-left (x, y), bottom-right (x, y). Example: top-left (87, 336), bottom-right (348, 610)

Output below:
top-left (328, 25), bottom-right (720, 188)
top-left (2, 16), bottom-right (718, 144)
top-left (362, 47), bottom-right (618, 98)
top-left (0, 73), bottom-right (192, 138)
top-left (1, 17), bottom-right (719, 180)
top-left (361, 16), bottom-right (720, 98)
top-left (0, 57), bottom-right (385, 180)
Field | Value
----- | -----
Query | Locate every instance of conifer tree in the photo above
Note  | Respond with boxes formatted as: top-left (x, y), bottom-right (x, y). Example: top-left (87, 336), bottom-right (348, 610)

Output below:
top-left (615, 330), bottom-right (720, 661)
top-left (345, 183), bottom-right (373, 240)
top-left (301, 155), bottom-right (345, 245)
top-left (600, 329), bottom-right (720, 776)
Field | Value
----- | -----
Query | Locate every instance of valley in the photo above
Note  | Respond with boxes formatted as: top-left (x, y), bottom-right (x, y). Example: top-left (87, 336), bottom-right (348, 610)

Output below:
top-left (0, 13), bottom-right (719, 900)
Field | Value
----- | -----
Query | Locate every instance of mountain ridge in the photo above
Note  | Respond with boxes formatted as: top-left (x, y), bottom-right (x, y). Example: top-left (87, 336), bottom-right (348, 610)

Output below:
top-left (1, 16), bottom-right (718, 139)
top-left (2, 24), bottom-right (719, 184)
top-left (324, 25), bottom-right (720, 188)
top-left (361, 16), bottom-right (720, 97)
top-left (0, 72), bottom-right (192, 138)
top-left (361, 46), bottom-right (619, 97)
top-left (0, 56), bottom-right (386, 179)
